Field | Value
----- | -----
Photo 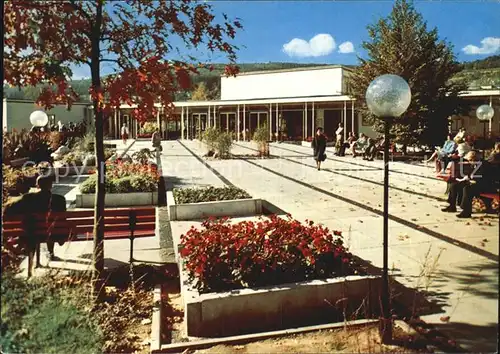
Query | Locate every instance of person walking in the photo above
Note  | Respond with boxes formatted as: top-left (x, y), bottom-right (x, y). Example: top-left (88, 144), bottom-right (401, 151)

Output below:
top-left (152, 128), bottom-right (162, 158)
top-left (334, 122), bottom-right (344, 156)
top-left (312, 127), bottom-right (327, 171)
top-left (121, 123), bottom-right (129, 144)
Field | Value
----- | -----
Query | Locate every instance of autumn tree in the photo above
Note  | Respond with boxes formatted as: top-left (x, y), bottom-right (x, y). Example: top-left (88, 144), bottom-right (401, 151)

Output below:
top-left (191, 82), bottom-right (209, 101)
top-left (347, 0), bottom-right (466, 151)
top-left (4, 0), bottom-right (241, 292)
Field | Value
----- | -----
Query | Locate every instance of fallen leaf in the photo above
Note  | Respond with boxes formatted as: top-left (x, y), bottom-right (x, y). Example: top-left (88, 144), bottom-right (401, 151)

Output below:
top-left (440, 316), bottom-right (450, 322)
top-left (465, 222), bottom-right (470, 225)
top-left (482, 238), bottom-right (489, 242)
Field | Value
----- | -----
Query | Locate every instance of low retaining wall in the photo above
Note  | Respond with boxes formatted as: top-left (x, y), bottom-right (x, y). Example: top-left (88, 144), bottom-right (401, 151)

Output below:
top-left (171, 226), bottom-right (381, 338)
top-left (181, 264), bottom-right (381, 337)
top-left (75, 191), bottom-right (158, 207)
top-left (167, 191), bottom-right (262, 221)
top-left (47, 165), bottom-right (95, 176)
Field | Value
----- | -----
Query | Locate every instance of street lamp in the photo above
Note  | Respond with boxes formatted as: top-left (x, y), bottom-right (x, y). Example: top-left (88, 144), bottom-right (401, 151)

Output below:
top-left (476, 104), bottom-right (494, 158)
top-left (30, 110), bottom-right (49, 128)
top-left (365, 74), bottom-right (411, 343)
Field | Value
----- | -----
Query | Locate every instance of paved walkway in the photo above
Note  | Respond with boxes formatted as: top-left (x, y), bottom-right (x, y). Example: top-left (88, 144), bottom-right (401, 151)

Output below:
top-left (163, 139), bottom-right (498, 352)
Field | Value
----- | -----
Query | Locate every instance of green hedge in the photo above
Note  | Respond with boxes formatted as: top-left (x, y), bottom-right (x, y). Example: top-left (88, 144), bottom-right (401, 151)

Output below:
top-left (80, 174), bottom-right (157, 194)
top-left (173, 186), bottom-right (251, 204)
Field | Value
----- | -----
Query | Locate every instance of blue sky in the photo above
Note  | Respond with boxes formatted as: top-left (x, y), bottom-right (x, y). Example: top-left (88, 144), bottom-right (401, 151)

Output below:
top-left (71, 0), bottom-right (500, 79)
top-left (210, 0), bottom-right (500, 64)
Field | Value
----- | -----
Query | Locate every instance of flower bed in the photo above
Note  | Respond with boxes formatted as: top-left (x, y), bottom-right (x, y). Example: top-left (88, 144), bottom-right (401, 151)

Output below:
top-left (179, 215), bottom-right (356, 293)
top-left (173, 186), bottom-right (251, 204)
top-left (80, 162), bottom-right (159, 194)
top-left (137, 133), bottom-right (153, 139)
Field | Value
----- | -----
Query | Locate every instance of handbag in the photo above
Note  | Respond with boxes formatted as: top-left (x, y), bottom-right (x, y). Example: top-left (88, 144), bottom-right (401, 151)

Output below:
top-left (321, 153), bottom-right (327, 161)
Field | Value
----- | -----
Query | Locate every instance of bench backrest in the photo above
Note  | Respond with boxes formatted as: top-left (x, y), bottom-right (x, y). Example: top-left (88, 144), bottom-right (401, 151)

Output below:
top-left (2, 207), bottom-right (156, 240)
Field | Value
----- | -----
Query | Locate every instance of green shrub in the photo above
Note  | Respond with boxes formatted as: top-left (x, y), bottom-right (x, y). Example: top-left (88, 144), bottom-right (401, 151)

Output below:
top-left (253, 124), bottom-right (270, 156)
top-left (114, 176), bottom-right (134, 193)
top-left (173, 186), bottom-right (251, 204)
top-left (0, 271), bottom-right (102, 354)
top-left (132, 148), bottom-right (155, 165)
top-left (216, 132), bottom-right (233, 158)
top-left (202, 127), bottom-right (220, 152)
top-left (130, 175), bottom-right (158, 192)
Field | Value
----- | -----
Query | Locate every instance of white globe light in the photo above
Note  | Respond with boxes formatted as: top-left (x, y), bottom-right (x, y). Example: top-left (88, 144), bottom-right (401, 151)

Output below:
top-left (476, 104), bottom-right (494, 121)
top-left (365, 74), bottom-right (412, 118)
top-left (30, 110), bottom-right (49, 127)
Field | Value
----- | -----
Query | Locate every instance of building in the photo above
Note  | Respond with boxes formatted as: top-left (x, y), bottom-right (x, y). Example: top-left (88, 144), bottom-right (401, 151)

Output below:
top-left (112, 66), bottom-right (500, 142)
top-left (5, 67), bottom-right (500, 141)
top-left (2, 98), bottom-right (93, 132)
top-left (114, 65), bottom-right (357, 142)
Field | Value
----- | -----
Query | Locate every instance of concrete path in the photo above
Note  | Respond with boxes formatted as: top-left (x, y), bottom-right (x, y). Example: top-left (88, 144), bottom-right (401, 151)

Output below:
top-left (164, 139), bottom-right (498, 353)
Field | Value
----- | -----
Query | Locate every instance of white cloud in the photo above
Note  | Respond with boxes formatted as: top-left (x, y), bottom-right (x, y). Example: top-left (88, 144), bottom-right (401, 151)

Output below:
top-left (462, 37), bottom-right (500, 55)
top-left (338, 41), bottom-right (355, 54)
top-left (282, 34), bottom-right (335, 58)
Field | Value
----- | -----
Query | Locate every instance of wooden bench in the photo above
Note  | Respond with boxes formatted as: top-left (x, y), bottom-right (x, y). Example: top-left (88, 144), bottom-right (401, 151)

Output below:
top-left (480, 193), bottom-right (499, 202)
top-left (2, 207), bottom-right (156, 276)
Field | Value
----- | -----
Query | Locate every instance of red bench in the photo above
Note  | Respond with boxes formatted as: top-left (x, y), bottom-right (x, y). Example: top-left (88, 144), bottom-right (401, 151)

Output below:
top-left (480, 193), bottom-right (499, 202)
top-left (2, 207), bottom-right (156, 276)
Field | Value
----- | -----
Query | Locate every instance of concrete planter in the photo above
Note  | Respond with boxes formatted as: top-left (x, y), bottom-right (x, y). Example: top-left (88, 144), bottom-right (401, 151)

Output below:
top-left (176, 245), bottom-right (381, 337)
top-left (47, 165), bottom-right (95, 176)
top-left (75, 191), bottom-right (158, 207)
top-left (167, 191), bottom-right (262, 221)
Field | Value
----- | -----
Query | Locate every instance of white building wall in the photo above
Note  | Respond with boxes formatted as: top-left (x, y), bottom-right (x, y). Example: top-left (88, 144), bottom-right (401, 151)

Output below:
top-left (3, 99), bottom-right (90, 131)
top-left (221, 67), bottom-right (345, 101)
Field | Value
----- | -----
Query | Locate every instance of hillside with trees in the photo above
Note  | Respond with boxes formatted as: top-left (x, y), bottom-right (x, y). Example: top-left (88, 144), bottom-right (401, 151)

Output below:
top-left (3, 57), bottom-right (499, 102)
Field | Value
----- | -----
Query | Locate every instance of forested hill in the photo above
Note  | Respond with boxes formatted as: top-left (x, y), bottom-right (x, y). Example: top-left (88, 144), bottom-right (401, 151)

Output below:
top-left (3, 56), bottom-right (499, 102)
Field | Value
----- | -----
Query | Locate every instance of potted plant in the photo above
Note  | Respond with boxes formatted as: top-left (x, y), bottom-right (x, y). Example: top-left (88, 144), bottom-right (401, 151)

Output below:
top-left (253, 124), bottom-right (270, 158)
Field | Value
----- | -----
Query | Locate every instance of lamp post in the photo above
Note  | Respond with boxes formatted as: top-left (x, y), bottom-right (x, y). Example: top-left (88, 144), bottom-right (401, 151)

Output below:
top-left (365, 74), bottom-right (411, 343)
top-left (476, 104), bottom-right (494, 158)
top-left (30, 110), bottom-right (49, 130)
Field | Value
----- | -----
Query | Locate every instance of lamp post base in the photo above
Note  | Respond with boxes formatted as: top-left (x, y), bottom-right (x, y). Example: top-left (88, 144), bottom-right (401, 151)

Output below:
top-left (379, 317), bottom-right (393, 344)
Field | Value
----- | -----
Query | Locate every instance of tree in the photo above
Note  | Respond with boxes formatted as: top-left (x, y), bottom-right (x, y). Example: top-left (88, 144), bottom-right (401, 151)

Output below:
top-left (191, 82), bottom-right (209, 101)
top-left (347, 0), bottom-right (467, 150)
top-left (4, 0), bottom-right (241, 294)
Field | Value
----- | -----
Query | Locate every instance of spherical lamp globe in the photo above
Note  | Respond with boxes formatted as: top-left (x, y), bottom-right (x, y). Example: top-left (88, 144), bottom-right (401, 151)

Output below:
top-left (30, 110), bottom-right (49, 127)
top-left (365, 74), bottom-right (412, 118)
top-left (476, 104), bottom-right (494, 121)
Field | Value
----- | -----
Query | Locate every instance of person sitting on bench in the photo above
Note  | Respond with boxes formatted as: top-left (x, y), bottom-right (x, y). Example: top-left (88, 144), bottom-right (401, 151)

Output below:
top-left (441, 151), bottom-right (496, 217)
top-left (433, 134), bottom-right (457, 173)
top-left (353, 133), bottom-right (368, 158)
top-left (3, 175), bottom-right (67, 263)
top-left (363, 137), bottom-right (377, 161)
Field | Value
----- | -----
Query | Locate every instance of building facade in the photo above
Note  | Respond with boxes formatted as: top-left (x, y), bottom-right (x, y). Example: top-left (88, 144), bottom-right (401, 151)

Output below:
top-left (4, 67), bottom-right (499, 141)
top-left (2, 98), bottom-right (93, 132)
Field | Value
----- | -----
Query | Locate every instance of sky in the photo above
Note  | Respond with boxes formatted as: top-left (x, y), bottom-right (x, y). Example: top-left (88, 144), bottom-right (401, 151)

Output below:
top-left (70, 0), bottom-right (500, 79)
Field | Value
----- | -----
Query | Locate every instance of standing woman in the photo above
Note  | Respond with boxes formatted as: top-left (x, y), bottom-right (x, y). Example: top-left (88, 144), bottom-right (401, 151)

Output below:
top-left (312, 127), bottom-right (327, 170)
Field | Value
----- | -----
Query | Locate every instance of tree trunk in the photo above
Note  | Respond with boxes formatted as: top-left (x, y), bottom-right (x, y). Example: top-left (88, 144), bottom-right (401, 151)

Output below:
top-left (91, 1), bottom-right (105, 299)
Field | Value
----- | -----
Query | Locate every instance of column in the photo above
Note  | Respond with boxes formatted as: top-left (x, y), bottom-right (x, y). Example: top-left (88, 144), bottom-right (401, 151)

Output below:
top-left (312, 102), bottom-right (315, 136)
top-left (214, 106), bottom-right (217, 128)
top-left (114, 108), bottom-right (118, 139)
top-left (156, 109), bottom-right (161, 137)
top-left (207, 105), bottom-right (211, 128)
top-left (269, 104), bottom-right (272, 140)
top-left (226, 114), bottom-right (229, 133)
top-left (275, 103), bottom-right (279, 141)
top-left (135, 118), bottom-right (139, 139)
top-left (186, 107), bottom-right (190, 139)
top-left (243, 104), bottom-right (246, 141)
top-left (237, 105), bottom-right (240, 141)
top-left (489, 96), bottom-right (493, 134)
top-left (198, 114), bottom-right (201, 139)
top-left (343, 100), bottom-right (347, 140)
top-left (181, 106), bottom-right (185, 140)
top-left (351, 100), bottom-right (355, 136)
top-left (304, 102), bottom-right (307, 140)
